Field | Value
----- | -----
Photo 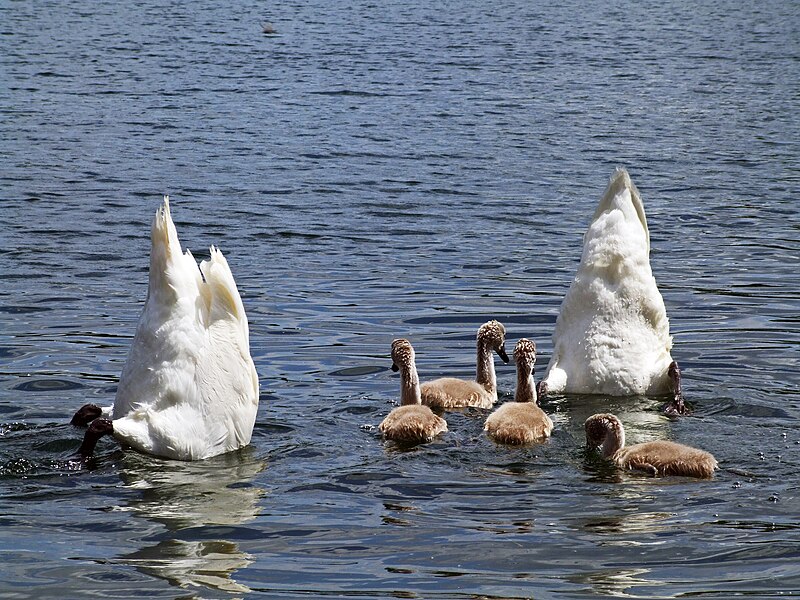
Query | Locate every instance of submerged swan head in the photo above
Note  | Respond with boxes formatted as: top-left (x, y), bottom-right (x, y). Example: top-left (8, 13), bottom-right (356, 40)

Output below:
top-left (478, 320), bottom-right (509, 363)
top-left (539, 168), bottom-right (680, 405)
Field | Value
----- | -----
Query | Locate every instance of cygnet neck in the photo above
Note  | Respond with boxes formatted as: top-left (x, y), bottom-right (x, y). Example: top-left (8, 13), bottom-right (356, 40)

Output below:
top-left (476, 341), bottom-right (497, 393)
top-left (515, 363), bottom-right (537, 403)
top-left (600, 417), bottom-right (625, 457)
top-left (399, 361), bottom-right (421, 406)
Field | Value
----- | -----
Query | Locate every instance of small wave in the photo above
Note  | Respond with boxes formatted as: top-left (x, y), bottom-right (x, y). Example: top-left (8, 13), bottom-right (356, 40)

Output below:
top-left (13, 379), bottom-right (86, 392)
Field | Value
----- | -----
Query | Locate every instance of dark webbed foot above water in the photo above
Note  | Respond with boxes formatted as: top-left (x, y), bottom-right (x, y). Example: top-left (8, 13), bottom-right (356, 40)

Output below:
top-left (663, 361), bottom-right (690, 416)
top-left (78, 418), bottom-right (114, 458)
top-left (71, 403), bottom-right (102, 427)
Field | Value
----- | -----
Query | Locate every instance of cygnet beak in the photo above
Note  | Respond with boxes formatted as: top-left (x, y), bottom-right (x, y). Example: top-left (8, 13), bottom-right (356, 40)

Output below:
top-left (497, 346), bottom-right (509, 364)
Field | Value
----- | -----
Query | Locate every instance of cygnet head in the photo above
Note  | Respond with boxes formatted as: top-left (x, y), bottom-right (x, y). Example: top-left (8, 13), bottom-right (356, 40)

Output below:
top-left (391, 338), bottom-right (415, 372)
top-left (478, 320), bottom-right (509, 363)
top-left (585, 413), bottom-right (625, 456)
top-left (514, 338), bottom-right (536, 375)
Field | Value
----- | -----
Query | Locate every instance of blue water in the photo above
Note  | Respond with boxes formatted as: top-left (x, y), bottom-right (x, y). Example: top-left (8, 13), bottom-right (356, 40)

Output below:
top-left (2, 0), bottom-right (800, 598)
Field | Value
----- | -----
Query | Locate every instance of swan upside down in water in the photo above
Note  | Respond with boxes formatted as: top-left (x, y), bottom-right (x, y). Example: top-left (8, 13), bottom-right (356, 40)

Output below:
top-left (585, 413), bottom-right (718, 478)
top-left (538, 168), bottom-right (686, 414)
top-left (73, 197), bottom-right (259, 460)
top-left (379, 339), bottom-right (448, 444)
top-left (484, 338), bottom-right (553, 445)
top-left (420, 320), bottom-right (510, 410)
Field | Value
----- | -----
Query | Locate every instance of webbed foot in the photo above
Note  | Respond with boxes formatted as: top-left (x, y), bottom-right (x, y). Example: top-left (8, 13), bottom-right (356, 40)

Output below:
top-left (71, 403), bottom-right (102, 427)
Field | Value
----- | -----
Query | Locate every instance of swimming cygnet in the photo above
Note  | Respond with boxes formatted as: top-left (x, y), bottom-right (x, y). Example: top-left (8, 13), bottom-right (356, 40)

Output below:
top-left (584, 413), bottom-right (718, 478)
top-left (379, 339), bottom-right (448, 444)
top-left (485, 338), bottom-right (553, 445)
top-left (421, 320), bottom-right (509, 410)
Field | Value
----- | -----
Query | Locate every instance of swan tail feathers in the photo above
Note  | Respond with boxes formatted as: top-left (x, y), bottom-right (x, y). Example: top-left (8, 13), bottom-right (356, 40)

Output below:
top-left (148, 196), bottom-right (203, 300)
top-left (150, 196), bottom-right (182, 266)
top-left (199, 246), bottom-right (249, 332)
top-left (591, 167), bottom-right (649, 251)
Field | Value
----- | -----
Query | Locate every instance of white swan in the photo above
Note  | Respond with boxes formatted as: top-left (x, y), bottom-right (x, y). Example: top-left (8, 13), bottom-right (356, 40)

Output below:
top-left (379, 339), bottom-right (447, 444)
top-left (539, 168), bottom-right (684, 413)
top-left (74, 197), bottom-right (259, 460)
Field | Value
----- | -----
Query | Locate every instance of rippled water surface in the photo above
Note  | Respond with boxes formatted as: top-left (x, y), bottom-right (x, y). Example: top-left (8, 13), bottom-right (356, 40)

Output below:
top-left (2, 0), bottom-right (800, 598)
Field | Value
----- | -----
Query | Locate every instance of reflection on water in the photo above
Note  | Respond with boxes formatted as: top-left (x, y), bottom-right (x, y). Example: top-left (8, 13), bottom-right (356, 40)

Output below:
top-left (118, 449), bottom-right (266, 528)
top-left (114, 449), bottom-right (266, 594)
top-left (567, 567), bottom-right (658, 598)
top-left (122, 539), bottom-right (252, 594)
top-left (576, 511), bottom-right (675, 537)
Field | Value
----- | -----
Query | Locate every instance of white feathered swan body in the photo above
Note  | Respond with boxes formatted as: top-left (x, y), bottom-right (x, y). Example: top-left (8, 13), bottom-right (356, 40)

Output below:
top-left (541, 168), bottom-right (674, 397)
top-left (109, 197), bottom-right (259, 460)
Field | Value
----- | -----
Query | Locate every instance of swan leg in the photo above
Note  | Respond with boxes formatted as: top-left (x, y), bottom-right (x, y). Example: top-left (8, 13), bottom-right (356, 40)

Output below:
top-left (78, 418), bottom-right (114, 458)
top-left (71, 403), bottom-right (103, 427)
top-left (663, 361), bottom-right (689, 416)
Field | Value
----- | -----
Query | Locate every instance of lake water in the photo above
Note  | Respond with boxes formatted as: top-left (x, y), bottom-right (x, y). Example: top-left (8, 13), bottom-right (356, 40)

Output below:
top-left (2, 0), bottom-right (799, 598)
